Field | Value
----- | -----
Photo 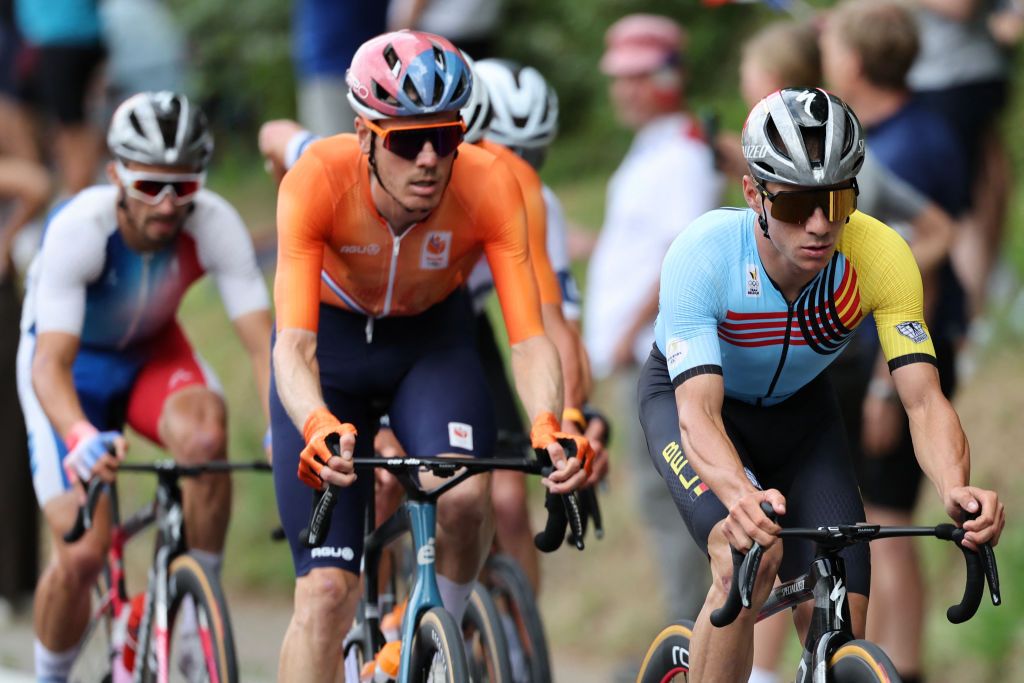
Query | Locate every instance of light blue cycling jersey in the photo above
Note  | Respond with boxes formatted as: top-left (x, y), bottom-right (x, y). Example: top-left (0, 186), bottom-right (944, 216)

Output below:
top-left (654, 207), bottom-right (936, 406)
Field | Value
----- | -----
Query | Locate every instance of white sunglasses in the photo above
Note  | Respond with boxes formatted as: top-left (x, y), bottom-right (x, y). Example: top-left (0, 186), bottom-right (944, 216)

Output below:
top-left (116, 162), bottom-right (206, 206)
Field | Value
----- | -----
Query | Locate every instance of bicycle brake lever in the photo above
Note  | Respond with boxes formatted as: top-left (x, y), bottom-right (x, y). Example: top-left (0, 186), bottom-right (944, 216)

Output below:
top-left (979, 542), bottom-right (1001, 606)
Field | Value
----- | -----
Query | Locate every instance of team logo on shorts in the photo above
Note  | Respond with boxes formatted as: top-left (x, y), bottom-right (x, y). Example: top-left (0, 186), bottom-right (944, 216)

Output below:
top-left (895, 321), bottom-right (929, 343)
top-left (421, 231), bottom-right (452, 270)
top-left (448, 422), bottom-right (473, 450)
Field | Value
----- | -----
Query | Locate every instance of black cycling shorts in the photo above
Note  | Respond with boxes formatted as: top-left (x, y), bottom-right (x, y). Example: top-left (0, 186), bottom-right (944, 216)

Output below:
top-left (35, 43), bottom-right (105, 124)
top-left (271, 290), bottom-right (497, 577)
top-left (638, 346), bottom-right (870, 596)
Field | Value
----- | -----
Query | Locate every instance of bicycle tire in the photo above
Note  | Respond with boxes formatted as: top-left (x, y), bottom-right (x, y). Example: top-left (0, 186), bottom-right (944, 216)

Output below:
top-left (464, 582), bottom-right (514, 682)
top-left (139, 552), bottom-right (239, 683)
top-left (828, 640), bottom-right (902, 683)
top-left (634, 620), bottom-right (694, 683)
top-left (408, 606), bottom-right (470, 683)
top-left (482, 554), bottom-right (552, 683)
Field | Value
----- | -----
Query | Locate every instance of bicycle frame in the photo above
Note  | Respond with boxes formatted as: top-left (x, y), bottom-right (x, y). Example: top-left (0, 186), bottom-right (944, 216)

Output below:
top-left (70, 461), bottom-right (270, 683)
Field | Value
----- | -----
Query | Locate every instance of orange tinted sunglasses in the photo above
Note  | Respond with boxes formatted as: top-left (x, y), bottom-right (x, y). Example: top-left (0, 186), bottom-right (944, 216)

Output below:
top-left (363, 119), bottom-right (466, 160)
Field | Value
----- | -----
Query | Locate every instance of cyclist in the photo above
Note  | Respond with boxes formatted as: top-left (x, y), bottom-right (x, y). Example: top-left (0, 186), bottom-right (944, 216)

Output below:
top-left (269, 30), bottom-right (592, 680)
top-left (637, 87), bottom-right (1004, 683)
top-left (16, 91), bottom-right (272, 683)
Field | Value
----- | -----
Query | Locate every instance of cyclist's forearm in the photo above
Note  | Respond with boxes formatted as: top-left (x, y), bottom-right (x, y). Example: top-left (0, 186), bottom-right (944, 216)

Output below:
top-left (907, 393), bottom-right (971, 498)
top-left (233, 309), bottom-right (273, 422)
top-left (510, 333), bottom-right (564, 421)
top-left (541, 303), bottom-right (585, 409)
top-left (32, 345), bottom-right (89, 437)
top-left (272, 328), bottom-right (328, 432)
top-left (676, 380), bottom-right (757, 509)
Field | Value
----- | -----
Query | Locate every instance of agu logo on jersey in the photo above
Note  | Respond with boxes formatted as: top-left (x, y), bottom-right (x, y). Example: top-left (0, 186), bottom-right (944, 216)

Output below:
top-left (746, 264), bottom-right (761, 297)
top-left (421, 231), bottom-right (452, 270)
top-left (895, 321), bottom-right (928, 343)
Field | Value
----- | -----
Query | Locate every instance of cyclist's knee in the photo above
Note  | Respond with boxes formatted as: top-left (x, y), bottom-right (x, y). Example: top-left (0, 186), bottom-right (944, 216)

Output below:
top-left (438, 471), bottom-right (491, 532)
top-left (293, 567), bottom-right (360, 633)
top-left (490, 474), bottom-right (528, 527)
top-left (53, 536), bottom-right (107, 589)
top-left (160, 388), bottom-right (227, 464)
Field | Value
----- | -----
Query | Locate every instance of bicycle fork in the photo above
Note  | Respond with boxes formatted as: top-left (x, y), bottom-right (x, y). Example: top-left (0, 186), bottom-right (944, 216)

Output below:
top-left (794, 555), bottom-right (854, 683)
top-left (398, 500), bottom-right (444, 682)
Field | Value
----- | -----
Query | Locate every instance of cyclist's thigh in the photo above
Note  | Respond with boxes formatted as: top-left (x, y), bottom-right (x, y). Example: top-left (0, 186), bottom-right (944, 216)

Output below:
top-left (125, 322), bottom-right (223, 445)
top-left (270, 372), bottom-right (374, 577)
top-left (775, 393), bottom-right (869, 595)
top-left (388, 336), bottom-right (497, 460)
top-left (16, 332), bottom-right (137, 507)
top-left (638, 349), bottom-right (726, 556)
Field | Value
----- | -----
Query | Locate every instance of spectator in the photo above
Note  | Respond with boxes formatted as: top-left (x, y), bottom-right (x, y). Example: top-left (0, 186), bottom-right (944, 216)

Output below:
top-left (389, 0), bottom-right (503, 59)
top-left (909, 0), bottom-right (1012, 318)
top-left (821, 3), bottom-right (970, 681)
top-left (292, 0), bottom-right (389, 136)
top-left (99, 0), bottom-right (189, 103)
top-left (584, 13), bottom-right (721, 636)
top-left (14, 0), bottom-right (105, 194)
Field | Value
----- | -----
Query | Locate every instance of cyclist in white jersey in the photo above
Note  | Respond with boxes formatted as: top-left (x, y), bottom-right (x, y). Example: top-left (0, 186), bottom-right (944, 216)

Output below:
top-left (18, 92), bottom-right (271, 683)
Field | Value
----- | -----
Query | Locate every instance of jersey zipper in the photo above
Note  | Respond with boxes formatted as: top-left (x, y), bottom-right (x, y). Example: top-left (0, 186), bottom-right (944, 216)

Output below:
top-left (118, 253), bottom-right (152, 349)
top-left (760, 300), bottom-right (794, 404)
top-left (367, 225), bottom-right (411, 344)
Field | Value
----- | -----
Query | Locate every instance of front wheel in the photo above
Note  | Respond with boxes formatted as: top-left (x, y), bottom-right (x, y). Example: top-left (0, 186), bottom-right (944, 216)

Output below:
top-left (635, 620), bottom-right (694, 683)
top-left (139, 552), bottom-right (239, 683)
top-left (828, 640), bottom-right (902, 682)
top-left (463, 582), bottom-right (514, 682)
top-left (408, 606), bottom-right (470, 683)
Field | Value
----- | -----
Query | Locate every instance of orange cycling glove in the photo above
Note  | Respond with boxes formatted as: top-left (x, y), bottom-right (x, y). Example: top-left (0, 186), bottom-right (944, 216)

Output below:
top-left (529, 411), bottom-right (595, 475)
top-left (297, 407), bottom-right (358, 489)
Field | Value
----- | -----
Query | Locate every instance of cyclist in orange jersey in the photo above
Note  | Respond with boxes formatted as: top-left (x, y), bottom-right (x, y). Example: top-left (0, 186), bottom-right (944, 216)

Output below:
top-left (268, 30), bottom-right (593, 681)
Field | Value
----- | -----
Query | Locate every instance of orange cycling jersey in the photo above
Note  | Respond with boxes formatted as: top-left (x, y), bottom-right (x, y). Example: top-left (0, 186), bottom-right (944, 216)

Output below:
top-left (477, 139), bottom-right (561, 307)
top-left (275, 135), bottom-right (544, 344)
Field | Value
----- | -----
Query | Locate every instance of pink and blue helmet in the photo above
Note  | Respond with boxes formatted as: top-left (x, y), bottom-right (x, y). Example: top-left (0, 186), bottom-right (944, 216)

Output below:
top-left (346, 30), bottom-right (472, 120)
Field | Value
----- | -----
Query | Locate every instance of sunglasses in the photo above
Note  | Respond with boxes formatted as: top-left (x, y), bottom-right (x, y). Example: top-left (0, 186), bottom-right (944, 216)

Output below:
top-left (116, 162), bottom-right (205, 206)
top-left (363, 119), bottom-right (466, 160)
top-left (756, 180), bottom-right (859, 224)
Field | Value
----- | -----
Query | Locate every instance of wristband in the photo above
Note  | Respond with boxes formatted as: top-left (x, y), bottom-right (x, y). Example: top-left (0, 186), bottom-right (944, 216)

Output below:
top-left (562, 407), bottom-right (587, 431)
top-left (65, 420), bottom-right (99, 451)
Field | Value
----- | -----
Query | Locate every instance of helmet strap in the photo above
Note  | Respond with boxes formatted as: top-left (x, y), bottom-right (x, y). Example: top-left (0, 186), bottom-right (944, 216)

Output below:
top-left (758, 194), bottom-right (771, 241)
top-left (367, 132), bottom-right (420, 215)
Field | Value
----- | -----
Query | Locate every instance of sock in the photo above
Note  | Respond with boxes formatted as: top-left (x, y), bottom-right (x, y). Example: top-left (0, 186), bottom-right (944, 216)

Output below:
top-left (436, 574), bottom-right (473, 627)
top-left (190, 550), bottom-right (223, 577)
top-left (35, 639), bottom-right (79, 682)
top-left (748, 666), bottom-right (779, 683)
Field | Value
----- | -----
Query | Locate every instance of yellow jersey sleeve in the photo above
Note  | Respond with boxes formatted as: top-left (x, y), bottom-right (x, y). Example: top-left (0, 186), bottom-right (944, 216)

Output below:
top-left (839, 211), bottom-right (937, 371)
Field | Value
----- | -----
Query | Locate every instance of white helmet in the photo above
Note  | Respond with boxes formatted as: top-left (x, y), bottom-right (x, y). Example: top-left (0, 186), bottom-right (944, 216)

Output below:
top-left (108, 91), bottom-right (213, 170)
top-left (475, 60), bottom-right (558, 151)
top-left (460, 52), bottom-right (492, 144)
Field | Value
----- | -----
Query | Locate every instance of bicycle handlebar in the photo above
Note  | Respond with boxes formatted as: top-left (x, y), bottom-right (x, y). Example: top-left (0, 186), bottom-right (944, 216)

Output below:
top-left (63, 460), bottom-right (272, 544)
top-left (301, 436), bottom-right (587, 553)
top-left (710, 503), bottom-right (1001, 628)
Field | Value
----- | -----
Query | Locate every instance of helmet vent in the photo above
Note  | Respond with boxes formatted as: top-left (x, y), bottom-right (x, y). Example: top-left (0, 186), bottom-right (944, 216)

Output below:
top-left (376, 81), bottom-right (402, 107)
top-left (383, 44), bottom-right (400, 74)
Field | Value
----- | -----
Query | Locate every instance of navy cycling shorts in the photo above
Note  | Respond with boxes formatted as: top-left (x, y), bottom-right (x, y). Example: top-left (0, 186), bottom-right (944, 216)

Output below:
top-left (638, 345), bottom-right (870, 596)
top-left (271, 291), bottom-right (497, 577)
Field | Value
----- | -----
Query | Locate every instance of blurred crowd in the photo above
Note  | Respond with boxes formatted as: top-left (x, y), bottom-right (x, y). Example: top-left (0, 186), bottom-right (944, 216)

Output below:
top-left (1, 0), bottom-right (1020, 681)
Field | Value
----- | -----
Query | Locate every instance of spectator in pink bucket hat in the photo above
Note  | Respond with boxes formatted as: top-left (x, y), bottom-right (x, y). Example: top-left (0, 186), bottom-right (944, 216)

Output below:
top-left (600, 13), bottom-right (686, 77)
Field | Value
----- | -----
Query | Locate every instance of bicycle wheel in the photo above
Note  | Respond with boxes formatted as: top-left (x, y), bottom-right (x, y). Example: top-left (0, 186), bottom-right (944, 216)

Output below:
top-left (828, 640), bottom-right (902, 682)
top-left (69, 579), bottom-right (118, 683)
top-left (482, 554), bottom-right (552, 683)
top-left (463, 582), bottom-right (514, 682)
top-left (408, 606), bottom-right (470, 683)
top-left (635, 620), bottom-right (694, 683)
top-left (139, 552), bottom-right (239, 683)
